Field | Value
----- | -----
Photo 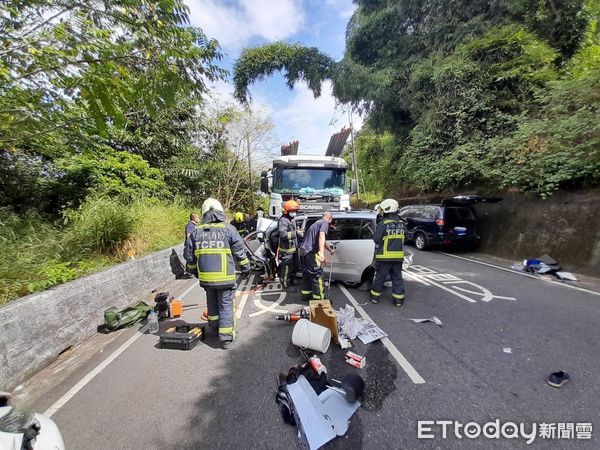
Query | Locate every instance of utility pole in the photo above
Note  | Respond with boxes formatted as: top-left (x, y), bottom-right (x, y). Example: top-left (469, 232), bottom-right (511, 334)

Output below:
top-left (246, 132), bottom-right (253, 209)
top-left (348, 109), bottom-right (360, 199)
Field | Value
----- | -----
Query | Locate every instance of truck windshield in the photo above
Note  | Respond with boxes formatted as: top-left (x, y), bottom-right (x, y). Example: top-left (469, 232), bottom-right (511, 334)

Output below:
top-left (274, 168), bottom-right (346, 196)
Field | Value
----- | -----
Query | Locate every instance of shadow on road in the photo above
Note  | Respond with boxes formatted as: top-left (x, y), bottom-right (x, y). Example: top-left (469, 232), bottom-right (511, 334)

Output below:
top-left (160, 281), bottom-right (399, 449)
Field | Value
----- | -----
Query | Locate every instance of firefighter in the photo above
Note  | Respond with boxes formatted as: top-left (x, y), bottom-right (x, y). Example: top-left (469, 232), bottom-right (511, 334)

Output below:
top-left (300, 211), bottom-right (334, 301)
top-left (184, 198), bottom-right (250, 349)
top-left (278, 200), bottom-right (303, 292)
top-left (231, 211), bottom-right (250, 237)
top-left (370, 198), bottom-right (406, 307)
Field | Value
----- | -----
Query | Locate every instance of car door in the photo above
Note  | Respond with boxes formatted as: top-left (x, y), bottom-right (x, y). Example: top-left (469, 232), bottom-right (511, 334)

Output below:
top-left (399, 207), bottom-right (417, 241)
top-left (325, 217), bottom-right (374, 283)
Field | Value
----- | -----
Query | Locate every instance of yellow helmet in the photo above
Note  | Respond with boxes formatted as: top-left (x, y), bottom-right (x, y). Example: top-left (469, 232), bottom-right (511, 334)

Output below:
top-left (234, 212), bottom-right (244, 222)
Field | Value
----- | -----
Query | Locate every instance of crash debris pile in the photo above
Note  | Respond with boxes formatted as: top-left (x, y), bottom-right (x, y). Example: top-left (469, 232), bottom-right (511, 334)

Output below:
top-left (511, 254), bottom-right (578, 281)
top-left (272, 298), bottom-right (395, 447)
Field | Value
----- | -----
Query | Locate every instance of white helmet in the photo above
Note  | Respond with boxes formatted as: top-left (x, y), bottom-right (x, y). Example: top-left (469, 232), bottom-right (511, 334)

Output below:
top-left (379, 198), bottom-right (399, 214)
top-left (373, 203), bottom-right (380, 212)
top-left (201, 198), bottom-right (224, 216)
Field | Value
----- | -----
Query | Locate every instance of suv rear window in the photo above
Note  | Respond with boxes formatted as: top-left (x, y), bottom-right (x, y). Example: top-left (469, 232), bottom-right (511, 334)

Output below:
top-left (444, 207), bottom-right (475, 221)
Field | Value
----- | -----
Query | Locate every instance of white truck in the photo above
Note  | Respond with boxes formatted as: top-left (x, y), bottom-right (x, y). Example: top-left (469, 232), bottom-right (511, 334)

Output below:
top-left (260, 129), bottom-right (357, 217)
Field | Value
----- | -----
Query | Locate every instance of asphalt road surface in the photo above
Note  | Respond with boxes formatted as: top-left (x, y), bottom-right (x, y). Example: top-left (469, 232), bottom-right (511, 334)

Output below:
top-left (18, 250), bottom-right (600, 449)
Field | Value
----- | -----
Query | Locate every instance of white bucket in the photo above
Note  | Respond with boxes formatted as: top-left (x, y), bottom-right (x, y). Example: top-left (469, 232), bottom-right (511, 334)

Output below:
top-left (292, 319), bottom-right (331, 353)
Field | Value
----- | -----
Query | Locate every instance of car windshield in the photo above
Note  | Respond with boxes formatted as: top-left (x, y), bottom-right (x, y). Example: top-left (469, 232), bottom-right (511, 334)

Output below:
top-left (274, 168), bottom-right (346, 196)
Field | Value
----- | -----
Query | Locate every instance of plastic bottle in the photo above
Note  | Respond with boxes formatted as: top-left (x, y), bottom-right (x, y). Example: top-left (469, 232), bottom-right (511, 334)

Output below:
top-left (148, 310), bottom-right (159, 334)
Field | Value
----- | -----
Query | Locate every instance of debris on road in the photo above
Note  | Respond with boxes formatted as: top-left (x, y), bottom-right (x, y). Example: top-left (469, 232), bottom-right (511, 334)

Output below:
top-left (408, 316), bottom-right (443, 327)
top-left (556, 271), bottom-right (578, 281)
top-left (345, 351), bottom-right (366, 369)
top-left (547, 371), bottom-right (570, 388)
top-left (292, 319), bottom-right (331, 353)
top-left (275, 360), bottom-right (364, 449)
top-left (357, 321), bottom-right (388, 344)
top-left (503, 347), bottom-right (512, 354)
top-left (337, 305), bottom-right (362, 340)
top-left (310, 300), bottom-right (339, 344)
top-left (511, 254), bottom-right (580, 282)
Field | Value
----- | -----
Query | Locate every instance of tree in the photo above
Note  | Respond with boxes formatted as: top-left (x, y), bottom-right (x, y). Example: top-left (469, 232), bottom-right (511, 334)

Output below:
top-left (0, 0), bottom-right (226, 212)
top-left (234, 0), bottom-right (598, 196)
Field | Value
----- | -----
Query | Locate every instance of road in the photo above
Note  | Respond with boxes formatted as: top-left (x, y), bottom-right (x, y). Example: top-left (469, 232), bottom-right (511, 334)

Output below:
top-left (17, 251), bottom-right (600, 449)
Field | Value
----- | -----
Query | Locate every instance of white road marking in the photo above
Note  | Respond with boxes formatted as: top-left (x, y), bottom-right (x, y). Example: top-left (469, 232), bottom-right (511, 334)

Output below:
top-left (338, 284), bottom-right (426, 384)
top-left (249, 290), bottom-right (289, 317)
top-left (44, 323), bottom-right (149, 417)
top-left (403, 270), bottom-right (476, 303)
top-left (437, 251), bottom-right (600, 297)
top-left (43, 278), bottom-right (210, 417)
top-left (236, 275), bottom-right (255, 319)
top-left (179, 280), bottom-right (200, 301)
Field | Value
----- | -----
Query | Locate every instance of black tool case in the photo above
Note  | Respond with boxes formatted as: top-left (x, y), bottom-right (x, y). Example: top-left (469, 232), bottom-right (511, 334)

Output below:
top-left (159, 323), bottom-right (205, 350)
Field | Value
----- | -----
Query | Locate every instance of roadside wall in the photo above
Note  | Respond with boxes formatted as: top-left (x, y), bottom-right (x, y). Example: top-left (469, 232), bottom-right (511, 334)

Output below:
top-left (397, 189), bottom-right (600, 278)
top-left (0, 246), bottom-right (185, 390)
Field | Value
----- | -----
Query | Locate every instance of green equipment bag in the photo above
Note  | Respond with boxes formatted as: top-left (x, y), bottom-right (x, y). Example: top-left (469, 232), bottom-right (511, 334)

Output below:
top-left (104, 301), bottom-right (153, 331)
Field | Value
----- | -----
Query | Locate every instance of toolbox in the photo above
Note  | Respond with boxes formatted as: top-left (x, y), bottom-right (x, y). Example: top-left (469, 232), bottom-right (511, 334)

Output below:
top-left (158, 322), bottom-right (205, 350)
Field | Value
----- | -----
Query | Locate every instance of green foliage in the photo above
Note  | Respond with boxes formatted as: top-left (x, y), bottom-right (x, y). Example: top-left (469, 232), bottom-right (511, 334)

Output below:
top-left (236, 0), bottom-right (598, 198)
top-left (64, 196), bottom-right (138, 253)
top-left (234, 43), bottom-right (336, 103)
top-left (0, 198), bottom-right (192, 303)
top-left (56, 149), bottom-right (170, 204)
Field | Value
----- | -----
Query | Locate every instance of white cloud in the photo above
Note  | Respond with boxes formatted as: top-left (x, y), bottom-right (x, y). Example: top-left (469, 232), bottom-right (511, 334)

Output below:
top-left (185, 0), bottom-right (305, 52)
top-left (324, 0), bottom-right (356, 18)
top-left (275, 80), bottom-right (363, 155)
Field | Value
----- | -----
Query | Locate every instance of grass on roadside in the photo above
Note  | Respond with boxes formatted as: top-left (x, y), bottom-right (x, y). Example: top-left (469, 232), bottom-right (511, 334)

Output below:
top-left (0, 197), bottom-right (193, 304)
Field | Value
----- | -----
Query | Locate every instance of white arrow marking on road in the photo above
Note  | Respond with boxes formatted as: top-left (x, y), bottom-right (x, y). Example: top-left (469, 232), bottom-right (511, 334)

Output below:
top-left (249, 290), bottom-right (289, 317)
top-left (338, 284), bottom-right (426, 384)
top-left (403, 270), bottom-right (477, 303)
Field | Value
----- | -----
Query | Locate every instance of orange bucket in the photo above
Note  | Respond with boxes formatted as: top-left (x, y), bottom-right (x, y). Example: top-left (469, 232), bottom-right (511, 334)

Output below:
top-left (170, 299), bottom-right (183, 318)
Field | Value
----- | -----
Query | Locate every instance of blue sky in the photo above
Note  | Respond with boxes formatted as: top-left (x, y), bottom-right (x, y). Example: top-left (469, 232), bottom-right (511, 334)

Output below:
top-left (184, 0), bottom-right (362, 154)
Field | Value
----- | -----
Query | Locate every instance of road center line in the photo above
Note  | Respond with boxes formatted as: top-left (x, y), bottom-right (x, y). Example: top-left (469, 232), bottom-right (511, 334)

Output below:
top-left (436, 252), bottom-right (600, 297)
top-left (338, 284), bottom-right (426, 384)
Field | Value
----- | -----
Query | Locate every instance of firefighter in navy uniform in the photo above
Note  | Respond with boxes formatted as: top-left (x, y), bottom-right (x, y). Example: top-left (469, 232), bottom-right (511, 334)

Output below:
top-left (231, 212), bottom-right (250, 237)
top-left (278, 200), bottom-right (302, 292)
top-left (185, 198), bottom-right (250, 349)
top-left (370, 199), bottom-right (406, 307)
top-left (300, 211), bottom-right (334, 301)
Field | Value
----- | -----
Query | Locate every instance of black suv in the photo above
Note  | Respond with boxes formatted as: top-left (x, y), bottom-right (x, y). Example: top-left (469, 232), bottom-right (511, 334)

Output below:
top-left (399, 195), bottom-right (501, 251)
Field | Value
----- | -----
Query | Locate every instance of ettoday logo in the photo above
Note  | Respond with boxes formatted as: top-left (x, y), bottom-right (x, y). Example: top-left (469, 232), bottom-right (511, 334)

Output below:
top-left (418, 420), bottom-right (593, 444)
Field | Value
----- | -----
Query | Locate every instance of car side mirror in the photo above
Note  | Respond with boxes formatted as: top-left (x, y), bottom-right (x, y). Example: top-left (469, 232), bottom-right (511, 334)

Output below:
top-left (260, 177), bottom-right (269, 194)
top-left (350, 180), bottom-right (358, 195)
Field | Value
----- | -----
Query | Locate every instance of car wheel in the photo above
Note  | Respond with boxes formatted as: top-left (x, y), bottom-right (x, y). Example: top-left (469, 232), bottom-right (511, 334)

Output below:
top-left (414, 232), bottom-right (430, 251)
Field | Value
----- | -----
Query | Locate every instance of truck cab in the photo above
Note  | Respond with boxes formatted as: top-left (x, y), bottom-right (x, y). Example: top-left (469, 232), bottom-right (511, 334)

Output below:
top-left (261, 155), bottom-right (356, 217)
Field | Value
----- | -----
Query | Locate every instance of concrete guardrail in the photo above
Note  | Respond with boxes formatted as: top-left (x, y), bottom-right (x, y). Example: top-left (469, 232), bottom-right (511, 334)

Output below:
top-left (0, 246), bottom-right (185, 390)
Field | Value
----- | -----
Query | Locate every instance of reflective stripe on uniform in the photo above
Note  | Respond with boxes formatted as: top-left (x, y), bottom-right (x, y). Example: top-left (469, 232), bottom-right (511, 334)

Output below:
top-left (195, 248), bottom-right (236, 283)
top-left (370, 290), bottom-right (382, 297)
top-left (392, 293), bottom-right (405, 299)
top-left (301, 290), bottom-right (312, 295)
top-left (208, 315), bottom-right (219, 321)
top-left (239, 257), bottom-right (250, 266)
top-left (201, 222), bottom-right (225, 228)
top-left (219, 326), bottom-right (234, 334)
top-left (279, 247), bottom-right (296, 254)
top-left (376, 235), bottom-right (404, 260)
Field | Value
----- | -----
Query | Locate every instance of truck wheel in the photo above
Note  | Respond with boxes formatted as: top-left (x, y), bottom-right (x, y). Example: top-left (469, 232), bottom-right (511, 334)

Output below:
top-left (415, 232), bottom-right (430, 251)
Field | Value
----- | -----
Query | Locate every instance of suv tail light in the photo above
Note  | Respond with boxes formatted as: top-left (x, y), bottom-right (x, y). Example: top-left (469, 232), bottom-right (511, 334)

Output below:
top-left (435, 219), bottom-right (445, 226)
